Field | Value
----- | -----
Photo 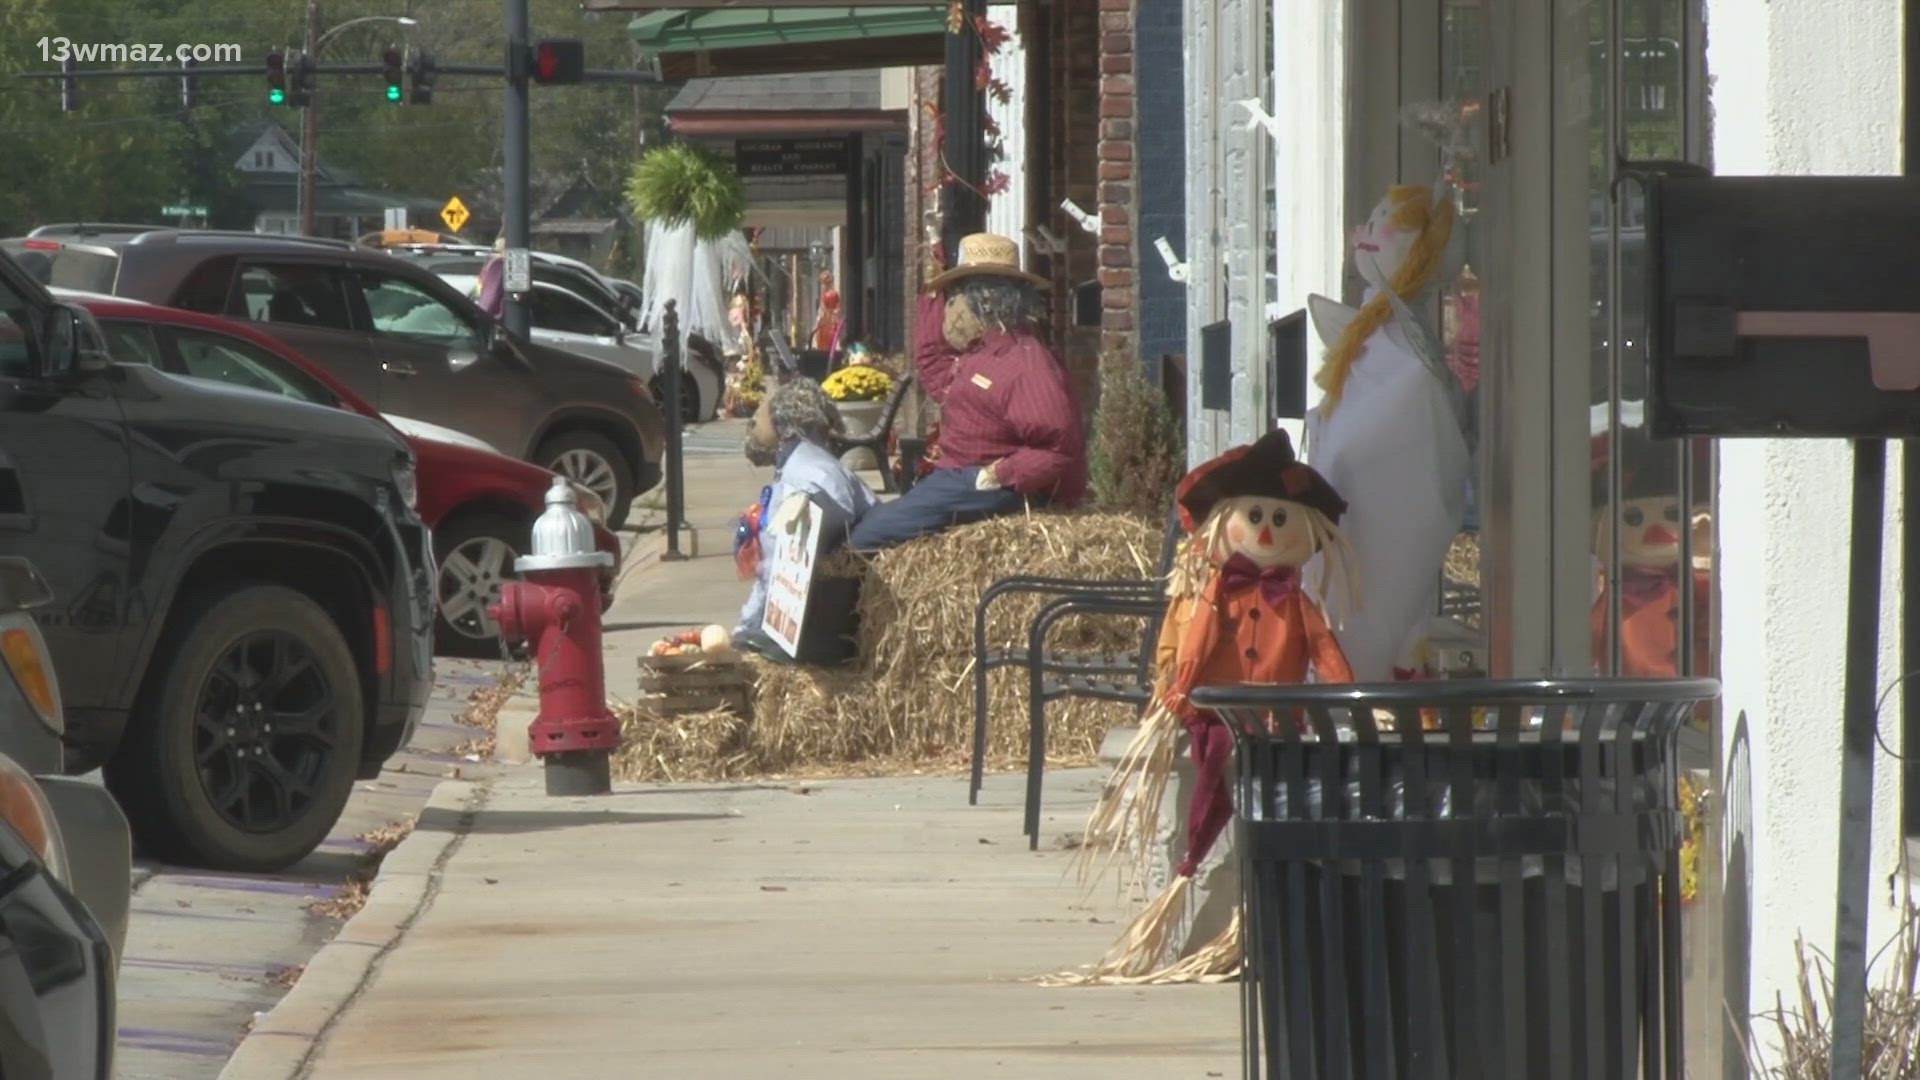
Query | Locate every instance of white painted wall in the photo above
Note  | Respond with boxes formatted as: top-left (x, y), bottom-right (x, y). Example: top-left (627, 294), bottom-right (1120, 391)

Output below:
top-left (983, 5), bottom-right (1029, 251)
top-left (1706, 0), bottom-right (1906, 1036)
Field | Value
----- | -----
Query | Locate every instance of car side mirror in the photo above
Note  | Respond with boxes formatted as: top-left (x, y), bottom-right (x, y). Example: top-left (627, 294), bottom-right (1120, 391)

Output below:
top-left (41, 303), bottom-right (108, 379)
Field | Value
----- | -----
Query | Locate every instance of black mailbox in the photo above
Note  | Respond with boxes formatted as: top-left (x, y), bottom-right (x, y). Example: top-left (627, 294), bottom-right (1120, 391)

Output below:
top-left (1648, 175), bottom-right (1920, 438)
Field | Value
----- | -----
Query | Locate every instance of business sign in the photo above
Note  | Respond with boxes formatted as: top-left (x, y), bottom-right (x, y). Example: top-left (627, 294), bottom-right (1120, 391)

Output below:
top-left (734, 138), bottom-right (851, 178)
top-left (761, 492), bottom-right (825, 658)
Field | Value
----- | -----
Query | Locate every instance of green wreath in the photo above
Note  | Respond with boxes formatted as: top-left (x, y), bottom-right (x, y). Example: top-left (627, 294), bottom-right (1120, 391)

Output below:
top-left (626, 143), bottom-right (747, 241)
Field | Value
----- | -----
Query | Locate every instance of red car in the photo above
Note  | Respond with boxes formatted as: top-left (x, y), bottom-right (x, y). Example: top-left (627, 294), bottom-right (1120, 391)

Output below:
top-left (61, 292), bottom-right (622, 658)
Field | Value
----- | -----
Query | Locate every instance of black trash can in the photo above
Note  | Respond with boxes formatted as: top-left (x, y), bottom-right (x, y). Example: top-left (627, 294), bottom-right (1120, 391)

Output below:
top-left (1191, 678), bottom-right (1720, 1080)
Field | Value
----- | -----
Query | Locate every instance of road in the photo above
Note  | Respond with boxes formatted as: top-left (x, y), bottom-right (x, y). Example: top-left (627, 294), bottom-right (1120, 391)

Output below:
top-left (109, 658), bottom-right (511, 1080)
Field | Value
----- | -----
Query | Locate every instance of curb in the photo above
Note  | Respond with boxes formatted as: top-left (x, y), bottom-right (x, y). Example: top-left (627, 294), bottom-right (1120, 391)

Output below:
top-left (216, 778), bottom-right (487, 1080)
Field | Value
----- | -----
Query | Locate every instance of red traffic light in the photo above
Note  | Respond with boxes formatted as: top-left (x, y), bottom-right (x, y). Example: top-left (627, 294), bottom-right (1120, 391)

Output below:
top-left (530, 39), bottom-right (585, 85)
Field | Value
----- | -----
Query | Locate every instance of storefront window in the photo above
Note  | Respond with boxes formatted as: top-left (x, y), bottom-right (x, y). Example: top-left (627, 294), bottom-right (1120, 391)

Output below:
top-left (1439, 0), bottom-right (1485, 641)
top-left (1584, 0), bottom-right (1714, 689)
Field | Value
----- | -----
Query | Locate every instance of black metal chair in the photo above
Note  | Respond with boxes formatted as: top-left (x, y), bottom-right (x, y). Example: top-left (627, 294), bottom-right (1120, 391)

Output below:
top-left (827, 372), bottom-right (916, 494)
top-left (969, 507), bottom-right (1184, 842)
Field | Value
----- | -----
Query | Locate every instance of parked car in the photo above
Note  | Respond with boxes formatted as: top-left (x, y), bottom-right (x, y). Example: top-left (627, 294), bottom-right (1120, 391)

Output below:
top-left (59, 291), bottom-right (624, 657)
top-left (433, 271), bottom-right (724, 424)
top-left (0, 248), bottom-right (434, 872)
top-left (3, 227), bottom-right (665, 529)
top-left (386, 243), bottom-right (638, 327)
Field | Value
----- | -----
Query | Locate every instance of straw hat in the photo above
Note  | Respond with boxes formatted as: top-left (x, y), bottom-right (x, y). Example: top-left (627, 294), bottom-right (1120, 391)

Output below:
top-left (927, 232), bottom-right (1050, 291)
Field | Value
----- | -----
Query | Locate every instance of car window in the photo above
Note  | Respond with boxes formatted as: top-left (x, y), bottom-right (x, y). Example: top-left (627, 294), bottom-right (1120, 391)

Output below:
top-left (230, 263), bottom-right (353, 331)
top-left (530, 288), bottom-right (617, 338)
top-left (0, 276), bottom-right (37, 379)
top-left (98, 320), bottom-right (164, 366)
top-left (169, 327), bottom-right (337, 406)
top-left (355, 273), bottom-right (482, 349)
top-left (173, 256), bottom-right (237, 315)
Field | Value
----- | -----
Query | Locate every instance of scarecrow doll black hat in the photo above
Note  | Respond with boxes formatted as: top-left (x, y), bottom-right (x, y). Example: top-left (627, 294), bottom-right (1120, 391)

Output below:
top-left (1175, 429), bottom-right (1348, 533)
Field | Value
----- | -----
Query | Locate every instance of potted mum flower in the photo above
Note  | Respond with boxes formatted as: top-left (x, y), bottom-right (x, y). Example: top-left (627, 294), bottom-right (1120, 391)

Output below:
top-left (821, 359), bottom-right (894, 470)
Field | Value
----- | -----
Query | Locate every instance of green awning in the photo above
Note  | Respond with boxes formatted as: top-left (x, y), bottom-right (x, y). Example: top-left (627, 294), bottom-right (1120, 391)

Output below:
top-left (631, 6), bottom-right (943, 52)
top-left (630, 7), bottom-right (945, 78)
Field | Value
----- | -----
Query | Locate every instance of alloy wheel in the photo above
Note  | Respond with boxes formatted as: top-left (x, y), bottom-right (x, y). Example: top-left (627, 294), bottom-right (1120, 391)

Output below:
top-left (438, 535), bottom-right (517, 641)
top-left (192, 631), bottom-right (340, 835)
top-left (550, 447), bottom-right (620, 507)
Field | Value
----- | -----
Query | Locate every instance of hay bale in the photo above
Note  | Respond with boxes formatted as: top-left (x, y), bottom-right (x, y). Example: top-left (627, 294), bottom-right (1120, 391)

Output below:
top-left (765, 509), bottom-right (1162, 769)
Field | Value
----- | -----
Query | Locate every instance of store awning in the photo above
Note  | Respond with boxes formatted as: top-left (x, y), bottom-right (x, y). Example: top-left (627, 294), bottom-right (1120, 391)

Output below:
top-left (629, 6), bottom-right (945, 79)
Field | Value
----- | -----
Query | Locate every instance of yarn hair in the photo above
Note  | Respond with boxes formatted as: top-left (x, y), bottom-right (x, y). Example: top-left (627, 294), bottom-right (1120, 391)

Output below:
top-left (1314, 185), bottom-right (1456, 413)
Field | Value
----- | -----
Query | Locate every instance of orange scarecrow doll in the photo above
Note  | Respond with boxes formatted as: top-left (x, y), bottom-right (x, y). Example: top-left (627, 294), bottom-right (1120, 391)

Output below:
top-left (1050, 430), bottom-right (1355, 985)
top-left (1590, 432), bottom-right (1712, 678)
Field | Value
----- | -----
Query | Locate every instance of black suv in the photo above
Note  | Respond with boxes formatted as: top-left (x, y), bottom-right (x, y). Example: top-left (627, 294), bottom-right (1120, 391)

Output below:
top-left (5, 226), bottom-right (666, 529)
top-left (0, 249), bottom-right (433, 872)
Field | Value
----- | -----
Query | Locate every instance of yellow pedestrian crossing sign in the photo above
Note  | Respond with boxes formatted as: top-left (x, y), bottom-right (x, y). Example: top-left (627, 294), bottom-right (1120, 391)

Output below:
top-left (440, 195), bottom-right (470, 234)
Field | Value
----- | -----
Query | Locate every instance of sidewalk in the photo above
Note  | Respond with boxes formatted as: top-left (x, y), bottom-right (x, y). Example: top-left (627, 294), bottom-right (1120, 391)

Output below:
top-left (219, 423), bottom-right (1241, 1077)
top-left (221, 768), bottom-right (1239, 1079)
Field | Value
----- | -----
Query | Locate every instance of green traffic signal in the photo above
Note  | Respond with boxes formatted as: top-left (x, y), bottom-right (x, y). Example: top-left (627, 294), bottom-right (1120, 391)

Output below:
top-left (385, 85), bottom-right (401, 101)
top-left (270, 87), bottom-right (286, 104)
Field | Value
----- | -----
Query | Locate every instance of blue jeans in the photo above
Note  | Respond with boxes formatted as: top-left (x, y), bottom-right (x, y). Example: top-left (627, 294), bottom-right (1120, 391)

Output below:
top-left (847, 466), bottom-right (1036, 552)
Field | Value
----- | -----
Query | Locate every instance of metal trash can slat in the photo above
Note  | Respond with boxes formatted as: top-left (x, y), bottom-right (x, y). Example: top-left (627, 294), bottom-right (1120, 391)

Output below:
top-left (1193, 678), bottom-right (1718, 1080)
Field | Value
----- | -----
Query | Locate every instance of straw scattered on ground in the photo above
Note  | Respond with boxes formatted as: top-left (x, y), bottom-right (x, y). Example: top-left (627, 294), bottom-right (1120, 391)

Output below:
top-left (457, 665), bottom-right (528, 732)
top-left (613, 509), bottom-right (1161, 782)
top-left (306, 817), bottom-right (418, 921)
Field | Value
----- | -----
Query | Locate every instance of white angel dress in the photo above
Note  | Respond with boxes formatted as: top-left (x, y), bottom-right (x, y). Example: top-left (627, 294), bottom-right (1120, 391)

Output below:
top-left (1303, 287), bottom-right (1472, 682)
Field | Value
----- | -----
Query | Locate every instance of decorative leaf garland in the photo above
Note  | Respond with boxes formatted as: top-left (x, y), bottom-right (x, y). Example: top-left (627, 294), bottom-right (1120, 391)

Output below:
top-left (923, 2), bottom-right (1014, 203)
top-left (627, 143), bottom-right (748, 241)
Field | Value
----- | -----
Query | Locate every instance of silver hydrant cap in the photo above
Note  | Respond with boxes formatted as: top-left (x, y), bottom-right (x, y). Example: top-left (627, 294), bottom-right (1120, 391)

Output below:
top-left (515, 476), bottom-right (616, 573)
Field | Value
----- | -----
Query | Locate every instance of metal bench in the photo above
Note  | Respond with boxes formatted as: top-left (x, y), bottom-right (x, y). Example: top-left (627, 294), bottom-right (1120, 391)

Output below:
top-left (970, 507), bottom-right (1184, 845)
top-left (827, 372), bottom-right (916, 494)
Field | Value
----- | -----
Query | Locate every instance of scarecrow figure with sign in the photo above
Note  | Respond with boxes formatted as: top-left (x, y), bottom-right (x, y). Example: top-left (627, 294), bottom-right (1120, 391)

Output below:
top-left (733, 378), bottom-right (876, 652)
top-left (1050, 430), bottom-right (1356, 986)
top-left (1302, 161), bottom-right (1473, 683)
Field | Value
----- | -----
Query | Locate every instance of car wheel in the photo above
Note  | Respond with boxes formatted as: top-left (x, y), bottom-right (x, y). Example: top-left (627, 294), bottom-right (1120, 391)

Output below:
top-left (103, 584), bottom-right (364, 872)
top-left (650, 373), bottom-right (704, 426)
top-left (433, 511), bottom-right (528, 658)
top-left (538, 430), bottom-right (634, 529)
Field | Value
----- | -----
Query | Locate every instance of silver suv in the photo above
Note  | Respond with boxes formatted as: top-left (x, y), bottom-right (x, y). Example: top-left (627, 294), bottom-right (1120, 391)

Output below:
top-left (5, 226), bottom-right (665, 528)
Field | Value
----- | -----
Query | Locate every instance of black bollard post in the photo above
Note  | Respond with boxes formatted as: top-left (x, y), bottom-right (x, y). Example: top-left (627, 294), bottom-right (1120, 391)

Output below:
top-left (661, 300), bottom-right (687, 561)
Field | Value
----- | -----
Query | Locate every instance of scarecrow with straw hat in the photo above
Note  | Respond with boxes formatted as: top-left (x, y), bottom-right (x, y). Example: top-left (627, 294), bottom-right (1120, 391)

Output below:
top-left (847, 233), bottom-right (1087, 551)
top-left (1050, 429), bottom-right (1356, 985)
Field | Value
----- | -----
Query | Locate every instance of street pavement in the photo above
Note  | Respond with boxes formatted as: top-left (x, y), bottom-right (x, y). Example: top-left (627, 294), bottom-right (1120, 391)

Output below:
top-left (111, 658), bottom-right (508, 1079)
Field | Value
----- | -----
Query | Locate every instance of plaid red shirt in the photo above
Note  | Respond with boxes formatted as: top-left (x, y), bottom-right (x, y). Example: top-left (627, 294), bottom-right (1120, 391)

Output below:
top-left (913, 295), bottom-right (1087, 507)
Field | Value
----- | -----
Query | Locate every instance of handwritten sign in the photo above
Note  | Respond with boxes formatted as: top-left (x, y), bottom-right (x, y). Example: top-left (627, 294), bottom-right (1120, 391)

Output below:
top-left (761, 493), bottom-right (824, 659)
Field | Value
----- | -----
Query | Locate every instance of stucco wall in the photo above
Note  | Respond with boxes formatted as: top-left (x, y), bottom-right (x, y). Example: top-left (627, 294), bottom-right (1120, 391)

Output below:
top-left (1706, 0), bottom-right (1906, 1037)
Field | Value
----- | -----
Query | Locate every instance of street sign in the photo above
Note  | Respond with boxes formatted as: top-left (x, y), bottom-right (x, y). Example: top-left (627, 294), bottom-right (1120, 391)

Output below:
top-left (504, 248), bottom-right (531, 294)
top-left (439, 195), bottom-right (470, 233)
top-left (162, 204), bottom-right (207, 216)
top-left (734, 138), bottom-right (851, 178)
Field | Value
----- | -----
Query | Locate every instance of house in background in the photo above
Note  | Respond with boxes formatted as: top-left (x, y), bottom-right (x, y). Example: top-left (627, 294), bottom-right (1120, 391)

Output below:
top-left (224, 120), bottom-right (441, 240)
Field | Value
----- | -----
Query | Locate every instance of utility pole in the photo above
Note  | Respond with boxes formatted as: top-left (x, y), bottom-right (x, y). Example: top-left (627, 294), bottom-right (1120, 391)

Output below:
top-left (503, 0), bottom-right (531, 338)
top-left (300, 0), bottom-right (320, 236)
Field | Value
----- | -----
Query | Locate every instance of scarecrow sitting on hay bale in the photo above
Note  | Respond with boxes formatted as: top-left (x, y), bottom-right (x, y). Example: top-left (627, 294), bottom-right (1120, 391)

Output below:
top-left (733, 377), bottom-right (878, 653)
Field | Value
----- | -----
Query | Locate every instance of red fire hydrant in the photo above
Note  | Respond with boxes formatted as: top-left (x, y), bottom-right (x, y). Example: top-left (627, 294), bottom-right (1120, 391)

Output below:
top-left (488, 477), bottom-right (619, 796)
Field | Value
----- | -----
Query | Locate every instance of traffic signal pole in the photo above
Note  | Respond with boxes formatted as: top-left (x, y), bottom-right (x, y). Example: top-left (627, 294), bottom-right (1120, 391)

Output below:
top-left (300, 0), bottom-right (319, 236)
top-left (502, 0), bottom-right (531, 340)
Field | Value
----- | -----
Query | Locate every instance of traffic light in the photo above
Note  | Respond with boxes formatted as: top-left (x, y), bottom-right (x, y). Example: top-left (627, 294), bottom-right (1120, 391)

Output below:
top-left (289, 53), bottom-right (316, 108)
top-left (59, 56), bottom-right (77, 113)
top-left (408, 51), bottom-right (435, 105)
top-left (381, 48), bottom-right (403, 102)
top-left (266, 49), bottom-right (287, 105)
top-left (530, 39), bottom-right (586, 85)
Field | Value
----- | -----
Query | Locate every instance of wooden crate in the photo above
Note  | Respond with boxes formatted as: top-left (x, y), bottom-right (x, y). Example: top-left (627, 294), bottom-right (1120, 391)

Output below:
top-left (636, 652), bottom-right (753, 716)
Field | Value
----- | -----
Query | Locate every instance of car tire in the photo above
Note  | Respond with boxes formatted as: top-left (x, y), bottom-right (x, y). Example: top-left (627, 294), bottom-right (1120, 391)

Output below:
top-left (103, 583), bottom-right (364, 873)
top-left (537, 430), bottom-right (635, 530)
top-left (650, 373), bottom-right (704, 426)
top-left (433, 511), bottom-right (529, 659)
